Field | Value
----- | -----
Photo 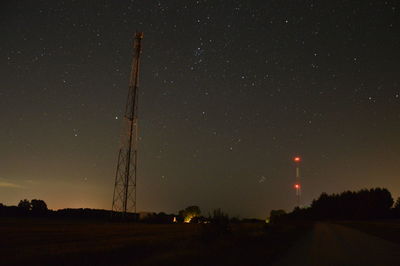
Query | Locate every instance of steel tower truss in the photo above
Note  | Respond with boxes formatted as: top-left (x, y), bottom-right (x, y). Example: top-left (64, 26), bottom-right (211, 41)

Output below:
top-left (112, 32), bottom-right (143, 215)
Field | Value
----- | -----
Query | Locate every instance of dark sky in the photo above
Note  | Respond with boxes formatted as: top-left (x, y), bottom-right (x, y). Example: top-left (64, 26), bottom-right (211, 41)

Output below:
top-left (1, 0), bottom-right (399, 218)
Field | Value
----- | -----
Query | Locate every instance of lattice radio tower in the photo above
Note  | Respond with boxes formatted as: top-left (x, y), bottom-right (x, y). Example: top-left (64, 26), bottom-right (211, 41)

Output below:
top-left (112, 32), bottom-right (143, 216)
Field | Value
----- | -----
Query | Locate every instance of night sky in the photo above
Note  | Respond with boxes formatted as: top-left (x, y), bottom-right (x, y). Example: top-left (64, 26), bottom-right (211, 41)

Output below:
top-left (1, 0), bottom-right (400, 218)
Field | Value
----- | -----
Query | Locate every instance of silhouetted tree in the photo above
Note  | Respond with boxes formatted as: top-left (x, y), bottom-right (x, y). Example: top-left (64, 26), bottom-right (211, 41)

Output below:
top-left (393, 197), bottom-right (400, 218)
top-left (269, 209), bottom-right (286, 224)
top-left (394, 197), bottom-right (400, 209)
top-left (201, 208), bottom-right (231, 236)
top-left (18, 199), bottom-right (31, 211)
top-left (211, 208), bottom-right (229, 224)
top-left (306, 188), bottom-right (393, 220)
top-left (31, 199), bottom-right (48, 215)
top-left (178, 205), bottom-right (201, 223)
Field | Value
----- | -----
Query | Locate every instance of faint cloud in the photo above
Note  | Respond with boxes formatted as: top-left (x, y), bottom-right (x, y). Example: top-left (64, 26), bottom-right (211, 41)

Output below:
top-left (0, 178), bottom-right (26, 189)
top-left (0, 181), bottom-right (24, 189)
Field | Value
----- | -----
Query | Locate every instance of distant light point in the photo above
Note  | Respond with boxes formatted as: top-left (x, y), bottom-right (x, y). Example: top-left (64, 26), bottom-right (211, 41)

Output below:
top-left (293, 156), bottom-right (301, 163)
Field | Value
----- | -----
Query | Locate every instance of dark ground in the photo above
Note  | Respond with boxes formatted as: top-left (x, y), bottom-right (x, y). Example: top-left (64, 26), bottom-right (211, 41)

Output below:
top-left (0, 217), bottom-right (310, 266)
top-left (336, 220), bottom-right (400, 245)
top-left (273, 222), bottom-right (400, 266)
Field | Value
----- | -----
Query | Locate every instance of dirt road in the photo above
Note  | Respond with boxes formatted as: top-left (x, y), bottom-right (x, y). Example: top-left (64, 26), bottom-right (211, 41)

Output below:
top-left (273, 222), bottom-right (400, 266)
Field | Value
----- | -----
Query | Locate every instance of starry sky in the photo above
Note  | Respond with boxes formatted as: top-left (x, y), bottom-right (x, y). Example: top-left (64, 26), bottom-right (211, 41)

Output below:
top-left (1, 0), bottom-right (400, 218)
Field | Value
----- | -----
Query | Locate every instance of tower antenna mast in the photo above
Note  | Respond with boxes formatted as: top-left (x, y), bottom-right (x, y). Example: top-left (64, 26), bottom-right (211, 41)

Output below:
top-left (112, 32), bottom-right (144, 216)
top-left (293, 156), bottom-right (302, 207)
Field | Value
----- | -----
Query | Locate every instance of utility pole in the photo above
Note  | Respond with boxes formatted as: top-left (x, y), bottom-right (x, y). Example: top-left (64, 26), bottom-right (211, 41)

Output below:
top-left (112, 32), bottom-right (143, 217)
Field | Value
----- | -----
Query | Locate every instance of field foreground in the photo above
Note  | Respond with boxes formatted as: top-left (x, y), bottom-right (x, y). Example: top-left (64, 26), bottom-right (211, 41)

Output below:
top-left (337, 220), bottom-right (400, 245)
top-left (273, 222), bottom-right (400, 266)
top-left (0, 218), bottom-right (309, 266)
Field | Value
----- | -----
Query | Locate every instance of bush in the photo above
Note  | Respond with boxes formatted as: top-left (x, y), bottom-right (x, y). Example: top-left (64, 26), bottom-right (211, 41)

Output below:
top-left (18, 199), bottom-right (31, 212)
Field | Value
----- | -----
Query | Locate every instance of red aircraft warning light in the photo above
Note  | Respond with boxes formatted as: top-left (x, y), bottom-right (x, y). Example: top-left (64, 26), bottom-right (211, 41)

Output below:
top-left (294, 184), bottom-right (300, 189)
top-left (293, 156), bottom-right (301, 163)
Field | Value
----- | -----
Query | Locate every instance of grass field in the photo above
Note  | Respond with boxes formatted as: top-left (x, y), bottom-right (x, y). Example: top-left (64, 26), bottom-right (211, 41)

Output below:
top-left (0, 217), bottom-right (311, 265)
top-left (337, 220), bottom-right (400, 245)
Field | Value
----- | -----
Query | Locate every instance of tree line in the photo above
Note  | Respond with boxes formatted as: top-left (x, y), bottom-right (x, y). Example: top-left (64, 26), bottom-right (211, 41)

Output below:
top-left (0, 200), bottom-right (257, 224)
top-left (271, 188), bottom-right (400, 223)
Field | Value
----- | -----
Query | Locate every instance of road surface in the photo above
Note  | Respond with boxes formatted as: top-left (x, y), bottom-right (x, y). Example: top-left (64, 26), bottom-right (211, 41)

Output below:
top-left (273, 222), bottom-right (400, 266)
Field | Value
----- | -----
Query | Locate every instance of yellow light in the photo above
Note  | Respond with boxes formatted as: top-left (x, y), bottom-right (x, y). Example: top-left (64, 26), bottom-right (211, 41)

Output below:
top-left (184, 215), bottom-right (193, 223)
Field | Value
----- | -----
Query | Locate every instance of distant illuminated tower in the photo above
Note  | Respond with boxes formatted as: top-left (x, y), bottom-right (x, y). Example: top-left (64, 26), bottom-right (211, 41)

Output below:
top-left (293, 156), bottom-right (302, 207)
top-left (112, 32), bottom-right (143, 216)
